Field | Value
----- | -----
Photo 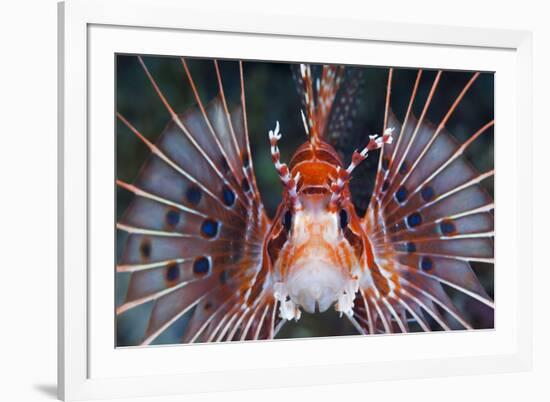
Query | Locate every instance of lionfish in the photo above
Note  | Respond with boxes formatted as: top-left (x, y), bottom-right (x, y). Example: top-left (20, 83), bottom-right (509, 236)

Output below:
top-left (116, 56), bottom-right (494, 346)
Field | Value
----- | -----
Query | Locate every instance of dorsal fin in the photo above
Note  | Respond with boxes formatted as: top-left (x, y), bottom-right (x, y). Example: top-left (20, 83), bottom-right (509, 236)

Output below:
top-left (292, 63), bottom-right (345, 145)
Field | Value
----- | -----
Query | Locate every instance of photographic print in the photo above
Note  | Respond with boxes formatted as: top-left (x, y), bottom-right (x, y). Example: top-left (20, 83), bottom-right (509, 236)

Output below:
top-left (115, 55), bottom-right (494, 347)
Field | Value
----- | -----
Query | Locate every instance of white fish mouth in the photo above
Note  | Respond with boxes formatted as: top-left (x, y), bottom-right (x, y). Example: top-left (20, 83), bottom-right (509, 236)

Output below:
top-left (273, 260), bottom-right (359, 321)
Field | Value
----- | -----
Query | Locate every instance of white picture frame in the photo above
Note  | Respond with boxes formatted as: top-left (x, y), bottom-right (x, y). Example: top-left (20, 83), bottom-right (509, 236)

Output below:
top-left (58, 0), bottom-right (533, 400)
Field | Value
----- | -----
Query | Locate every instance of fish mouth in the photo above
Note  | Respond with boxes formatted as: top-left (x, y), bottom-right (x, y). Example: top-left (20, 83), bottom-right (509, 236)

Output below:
top-left (274, 259), bottom-right (358, 320)
top-left (287, 260), bottom-right (345, 313)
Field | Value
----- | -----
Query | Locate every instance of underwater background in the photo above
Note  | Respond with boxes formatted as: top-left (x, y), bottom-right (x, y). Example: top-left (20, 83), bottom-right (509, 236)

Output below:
top-left (116, 55), bottom-right (494, 346)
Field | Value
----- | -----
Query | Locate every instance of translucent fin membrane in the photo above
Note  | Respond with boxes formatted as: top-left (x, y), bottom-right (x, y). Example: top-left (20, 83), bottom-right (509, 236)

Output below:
top-left (116, 57), bottom-right (275, 345)
top-left (356, 69), bottom-right (494, 334)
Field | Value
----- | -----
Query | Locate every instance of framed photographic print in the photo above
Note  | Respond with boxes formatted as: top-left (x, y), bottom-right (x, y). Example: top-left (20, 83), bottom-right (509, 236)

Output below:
top-left (58, 0), bottom-right (533, 400)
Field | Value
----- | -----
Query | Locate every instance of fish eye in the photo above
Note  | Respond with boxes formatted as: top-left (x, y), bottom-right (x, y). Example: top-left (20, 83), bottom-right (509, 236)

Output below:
top-left (339, 209), bottom-right (349, 229)
top-left (283, 210), bottom-right (293, 232)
